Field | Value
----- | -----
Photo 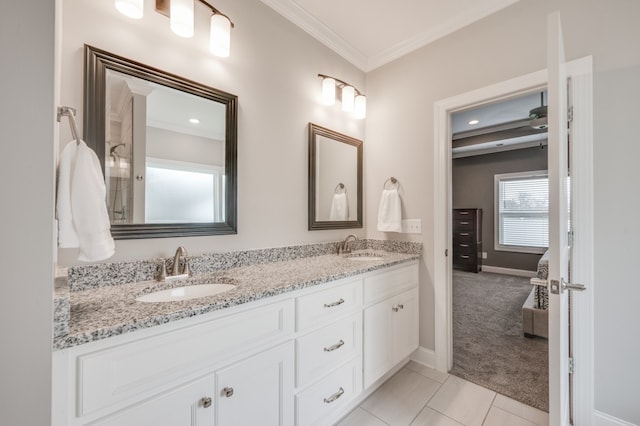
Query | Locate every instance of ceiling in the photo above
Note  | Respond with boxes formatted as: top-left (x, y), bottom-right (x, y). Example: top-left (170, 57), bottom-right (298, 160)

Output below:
top-left (260, 0), bottom-right (520, 71)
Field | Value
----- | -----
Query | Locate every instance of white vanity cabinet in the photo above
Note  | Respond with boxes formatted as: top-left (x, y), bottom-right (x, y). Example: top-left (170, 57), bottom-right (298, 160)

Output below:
top-left (363, 265), bottom-right (419, 388)
top-left (53, 260), bottom-right (420, 426)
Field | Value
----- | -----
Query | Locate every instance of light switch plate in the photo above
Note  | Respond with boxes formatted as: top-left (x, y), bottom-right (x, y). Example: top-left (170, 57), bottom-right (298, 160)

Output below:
top-left (482, 252), bottom-right (487, 259)
top-left (401, 219), bottom-right (422, 234)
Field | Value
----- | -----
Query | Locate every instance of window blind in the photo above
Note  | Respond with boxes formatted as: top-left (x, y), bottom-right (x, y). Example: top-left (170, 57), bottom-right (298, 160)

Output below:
top-left (497, 173), bottom-right (549, 250)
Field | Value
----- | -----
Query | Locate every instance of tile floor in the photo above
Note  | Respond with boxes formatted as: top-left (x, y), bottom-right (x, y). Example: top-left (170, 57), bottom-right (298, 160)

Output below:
top-left (337, 361), bottom-right (548, 426)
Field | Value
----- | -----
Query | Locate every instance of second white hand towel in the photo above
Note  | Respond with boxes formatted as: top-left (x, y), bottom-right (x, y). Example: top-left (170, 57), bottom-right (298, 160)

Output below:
top-left (377, 188), bottom-right (402, 232)
top-left (329, 192), bottom-right (349, 221)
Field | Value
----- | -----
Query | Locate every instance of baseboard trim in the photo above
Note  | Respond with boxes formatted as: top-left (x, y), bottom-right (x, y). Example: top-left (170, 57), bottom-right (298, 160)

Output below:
top-left (481, 265), bottom-right (537, 278)
top-left (410, 346), bottom-right (436, 369)
top-left (594, 411), bottom-right (638, 426)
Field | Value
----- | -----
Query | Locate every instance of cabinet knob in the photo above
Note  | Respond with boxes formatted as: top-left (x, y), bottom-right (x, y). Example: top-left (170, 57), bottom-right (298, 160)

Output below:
top-left (201, 397), bottom-right (212, 408)
top-left (392, 306), bottom-right (399, 312)
top-left (222, 387), bottom-right (234, 398)
top-left (398, 304), bottom-right (404, 310)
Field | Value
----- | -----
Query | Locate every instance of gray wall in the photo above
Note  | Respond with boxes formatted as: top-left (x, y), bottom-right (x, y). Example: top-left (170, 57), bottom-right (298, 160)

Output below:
top-left (0, 2), bottom-right (55, 425)
top-left (364, 0), bottom-right (640, 422)
top-left (452, 147), bottom-right (548, 271)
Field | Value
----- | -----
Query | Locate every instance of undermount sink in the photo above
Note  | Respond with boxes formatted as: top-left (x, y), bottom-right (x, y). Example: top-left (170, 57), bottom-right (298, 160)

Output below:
top-left (136, 283), bottom-right (236, 303)
top-left (344, 253), bottom-right (384, 261)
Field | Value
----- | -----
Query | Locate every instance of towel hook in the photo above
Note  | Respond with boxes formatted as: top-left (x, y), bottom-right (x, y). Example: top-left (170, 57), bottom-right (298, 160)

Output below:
top-left (57, 106), bottom-right (80, 145)
top-left (383, 177), bottom-right (399, 190)
top-left (334, 183), bottom-right (346, 194)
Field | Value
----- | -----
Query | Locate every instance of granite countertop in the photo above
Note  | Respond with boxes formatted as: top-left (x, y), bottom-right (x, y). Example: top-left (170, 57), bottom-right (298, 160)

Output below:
top-left (54, 249), bottom-right (419, 350)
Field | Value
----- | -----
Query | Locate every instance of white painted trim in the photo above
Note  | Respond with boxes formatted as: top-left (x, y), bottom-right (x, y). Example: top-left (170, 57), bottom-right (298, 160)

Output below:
top-left (410, 346), bottom-right (436, 369)
top-left (594, 411), bottom-right (638, 426)
top-left (433, 68), bottom-right (547, 373)
top-left (481, 266), bottom-right (536, 277)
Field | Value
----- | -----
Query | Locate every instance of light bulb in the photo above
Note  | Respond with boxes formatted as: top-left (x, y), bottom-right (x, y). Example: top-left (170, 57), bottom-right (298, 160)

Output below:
top-left (354, 95), bottom-right (366, 119)
top-left (115, 0), bottom-right (143, 19)
top-left (342, 86), bottom-right (355, 112)
top-left (321, 77), bottom-right (336, 106)
top-left (210, 14), bottom-right (231, 57)
top-left (170, 0), bottom-right (194, 38)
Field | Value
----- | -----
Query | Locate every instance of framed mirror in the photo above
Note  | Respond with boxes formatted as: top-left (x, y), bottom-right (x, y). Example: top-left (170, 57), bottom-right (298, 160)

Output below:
top-left (308, 123), bottom-right (363, 230)
top-left (84, 45), bottom-right (237, 239)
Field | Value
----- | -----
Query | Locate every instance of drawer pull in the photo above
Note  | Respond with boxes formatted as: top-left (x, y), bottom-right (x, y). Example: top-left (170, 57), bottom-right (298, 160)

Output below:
top-left (324, 340), bottom-right (345, 352)
top-left (460, 255), bottom-right (470, 259)
top-left (459, 211), bottom-right (470, 215)
top-left (324, 298), bottom-right (345, 308)
top-left (222, 387), bottom-right (234, 398)
top-left (459, 232), bottom-right (470, 236)
top-left (323, 387), bottom-right (344, 404)
top-left (201, 397), bottom-right (212, 408)
top-left (459, 221), bottom-right (469, 225)
top-left (459, 244), bottom-right (469, 248)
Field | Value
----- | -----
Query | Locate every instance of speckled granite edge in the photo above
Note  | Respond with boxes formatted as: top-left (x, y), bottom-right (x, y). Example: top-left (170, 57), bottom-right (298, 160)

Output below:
top-left (67, 239), bottom-right (422, 291)
top-left (54, 273), bottom-right (70, 339)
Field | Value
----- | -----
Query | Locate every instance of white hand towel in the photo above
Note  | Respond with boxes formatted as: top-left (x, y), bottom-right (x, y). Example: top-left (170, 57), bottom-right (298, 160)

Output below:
top-left (377, 188), bottom-right (402, 232)
top-left (56, 140), bottom-right (115, 262)
top-left (329, 192), bottom-right (349, 221)
top-left (56, 141), bottom-right (79, 247)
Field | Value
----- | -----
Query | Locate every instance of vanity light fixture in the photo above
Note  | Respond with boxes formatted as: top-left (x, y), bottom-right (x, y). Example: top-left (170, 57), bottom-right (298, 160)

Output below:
top-left (116, 0), bottom-right (234, 57)
top-left (318, 74), bottom-right (366, 119)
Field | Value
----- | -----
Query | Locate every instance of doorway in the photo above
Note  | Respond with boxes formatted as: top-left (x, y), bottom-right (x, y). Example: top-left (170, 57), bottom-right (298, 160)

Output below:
top-left (432, 57), bottom-right (594, 423)
top-left (448, 91), bottom-right (550, 411)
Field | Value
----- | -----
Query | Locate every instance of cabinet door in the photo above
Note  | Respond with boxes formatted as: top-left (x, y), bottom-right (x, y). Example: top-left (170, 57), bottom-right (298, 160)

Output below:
top-left (363, 299), bottom-right (394, 388)
top-left (392, 288), bottom-right (419, 362)
top-left (216, 341), bottom-right (294, 426)
top-left (91, 375), bottom-right (214, 426)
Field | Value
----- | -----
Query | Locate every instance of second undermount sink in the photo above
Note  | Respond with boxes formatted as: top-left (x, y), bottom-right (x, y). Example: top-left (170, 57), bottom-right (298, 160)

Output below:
top-left (344, 252), bottom-right (385, 261)
top-left (136, 283), bottom-right (236, 303)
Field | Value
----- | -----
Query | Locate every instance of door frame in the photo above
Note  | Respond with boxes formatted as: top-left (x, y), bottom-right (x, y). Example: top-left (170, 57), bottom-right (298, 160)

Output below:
top-left (433, 59), bottom-right (593, 422)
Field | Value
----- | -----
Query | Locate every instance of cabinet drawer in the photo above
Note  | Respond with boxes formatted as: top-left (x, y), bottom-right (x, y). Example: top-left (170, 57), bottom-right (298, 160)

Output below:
top-left (453, 219), bottom-right (474, 230)
top-left (296, 313), bottom-right (362, 387)
top-left (453, 209), bottom-right (475, 219)
top-left (453, 242), bottom-right (477, 255)
top-left (364, 264), bottom-right (418, 305)
top-left (296, 357), bottom-right (362, 426)
top-left (77, 299), bottom-right (294, 417)
top-left (296, 278), bottom-right (362, 331)
top-left (453, 231), bottom-right (476, 241)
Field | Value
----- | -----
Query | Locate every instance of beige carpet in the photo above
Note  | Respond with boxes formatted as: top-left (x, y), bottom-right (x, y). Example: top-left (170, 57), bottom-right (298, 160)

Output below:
top-left (449, 270), bottom-right (549, 412)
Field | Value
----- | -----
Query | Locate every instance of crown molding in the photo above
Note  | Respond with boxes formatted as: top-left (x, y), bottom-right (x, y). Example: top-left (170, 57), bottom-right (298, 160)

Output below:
top-left (260, 0), bottom-right (368, 71)
top-left (262, 0), bottom-right (519, 72)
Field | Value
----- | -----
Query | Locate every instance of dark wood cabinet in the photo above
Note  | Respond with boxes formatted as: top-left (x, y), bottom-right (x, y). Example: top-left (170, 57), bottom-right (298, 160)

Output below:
top-left (452, 208), bottom-right (482, 272)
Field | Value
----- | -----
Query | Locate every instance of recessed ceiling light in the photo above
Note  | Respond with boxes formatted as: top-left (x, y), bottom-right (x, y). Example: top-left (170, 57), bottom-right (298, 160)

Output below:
top-left (189, 118), bottom-right (200, 124)
top-left (468, 119), bottom-right (479, 125)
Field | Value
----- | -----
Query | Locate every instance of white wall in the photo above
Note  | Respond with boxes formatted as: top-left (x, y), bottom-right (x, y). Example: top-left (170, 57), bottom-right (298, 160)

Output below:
top-left (58, 0), bottom-right (366, 265)
top-left (0, 2), bottom-right (56, 425)
top-left (364, 0), bottom-right (640, 423)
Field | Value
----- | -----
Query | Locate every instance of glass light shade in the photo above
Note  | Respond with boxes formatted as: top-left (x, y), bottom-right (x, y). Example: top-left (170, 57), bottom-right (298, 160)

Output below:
top-left (170, 0), bottom-right (194, 38)
top-left (341, 85), bottom-right (355, 112)
top-left (210, 14), bottom-right (231, 57)
top-left (354, 95), bottom-right (367, 119)
top-left (115, 0), bottom-right (143, 19)
top-left (321, 78), bottom-right (336, 105)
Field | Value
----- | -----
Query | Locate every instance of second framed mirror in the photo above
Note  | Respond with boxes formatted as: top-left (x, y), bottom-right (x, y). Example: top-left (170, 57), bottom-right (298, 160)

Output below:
top-left (308, 123), bottom-right (363, 230)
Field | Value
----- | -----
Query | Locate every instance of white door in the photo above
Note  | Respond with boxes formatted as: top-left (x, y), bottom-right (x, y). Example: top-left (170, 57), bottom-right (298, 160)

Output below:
top-left (547, 11), bottom-right (571, 425)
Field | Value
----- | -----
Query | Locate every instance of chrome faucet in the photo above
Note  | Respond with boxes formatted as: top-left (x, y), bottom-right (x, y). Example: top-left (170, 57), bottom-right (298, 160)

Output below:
top-left (338, 234), bottom-right (358, 255)
top-left (159, 246), bottom-right (190, 281)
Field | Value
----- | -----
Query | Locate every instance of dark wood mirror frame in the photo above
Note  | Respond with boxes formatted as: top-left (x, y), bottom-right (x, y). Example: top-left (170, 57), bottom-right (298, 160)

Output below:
top-left (84, 45), bottom-right (237, 239)
top-left (308, 123), bottom-right (363, 230)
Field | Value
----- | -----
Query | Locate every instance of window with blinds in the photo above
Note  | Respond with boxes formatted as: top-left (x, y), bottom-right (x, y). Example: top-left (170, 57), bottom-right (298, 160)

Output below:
top-left (494, 170), bottom-right (549, 254)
